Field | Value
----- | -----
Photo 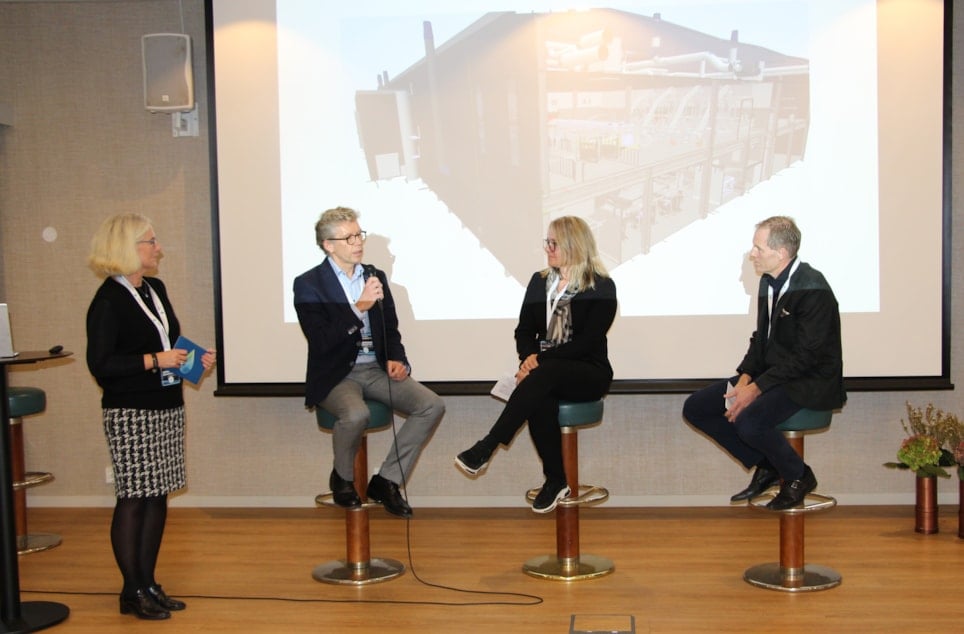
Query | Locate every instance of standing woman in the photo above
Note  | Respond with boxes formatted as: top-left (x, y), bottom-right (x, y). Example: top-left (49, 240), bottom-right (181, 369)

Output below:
top-left (86, 213), bottom-right (215, 620)
top-left (455, 216), bottom-right (617, 512)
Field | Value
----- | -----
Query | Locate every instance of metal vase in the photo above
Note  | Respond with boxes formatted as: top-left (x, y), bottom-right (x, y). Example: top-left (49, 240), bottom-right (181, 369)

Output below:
top-left (914, 475), bottom-right (938, 534)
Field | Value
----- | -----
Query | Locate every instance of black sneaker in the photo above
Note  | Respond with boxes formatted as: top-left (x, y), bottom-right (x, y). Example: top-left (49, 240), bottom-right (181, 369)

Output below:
top-left (455, 441), bottom-right (493, 475)
top-left (531, 479), bottom-right (570, 513)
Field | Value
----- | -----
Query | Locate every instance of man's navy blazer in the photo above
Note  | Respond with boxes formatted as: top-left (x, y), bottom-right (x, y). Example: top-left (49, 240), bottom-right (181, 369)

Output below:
top-left (293, 258), bottom-right (408, 408)
top-left (737, 261), bottom-right (846, 411)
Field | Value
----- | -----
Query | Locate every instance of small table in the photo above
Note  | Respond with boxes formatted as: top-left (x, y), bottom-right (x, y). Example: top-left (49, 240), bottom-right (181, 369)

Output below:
top-left (0, 351), bottom-right (71, 632)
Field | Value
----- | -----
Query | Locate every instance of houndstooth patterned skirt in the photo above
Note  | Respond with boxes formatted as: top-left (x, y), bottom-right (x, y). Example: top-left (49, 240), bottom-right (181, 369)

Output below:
top-left (103, 406), bottom-right (186, 498)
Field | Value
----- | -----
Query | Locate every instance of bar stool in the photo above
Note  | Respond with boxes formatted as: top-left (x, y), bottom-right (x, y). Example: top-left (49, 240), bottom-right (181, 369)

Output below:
top-left (523, 399), bottom-right (613, 581)
top-left (312, 400), bottom-right (404, 585)
top-left (7, 386), bottom-right (60, 555)
top-left (744, 408), bottom-right (840, 592)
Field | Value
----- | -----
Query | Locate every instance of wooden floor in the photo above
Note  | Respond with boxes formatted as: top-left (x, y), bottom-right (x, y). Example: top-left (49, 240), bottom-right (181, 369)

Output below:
top-left (11, 504), bottom-right (964, 633)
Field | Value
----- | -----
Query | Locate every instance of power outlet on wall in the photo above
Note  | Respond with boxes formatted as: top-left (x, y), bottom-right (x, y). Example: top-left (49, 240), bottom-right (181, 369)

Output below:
top-left (105, 466), bottom-right (114, 485)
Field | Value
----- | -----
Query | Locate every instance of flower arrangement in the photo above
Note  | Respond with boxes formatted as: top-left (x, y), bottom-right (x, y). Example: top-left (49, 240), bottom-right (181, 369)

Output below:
top-left (883, 403), bottom-right (959, 478)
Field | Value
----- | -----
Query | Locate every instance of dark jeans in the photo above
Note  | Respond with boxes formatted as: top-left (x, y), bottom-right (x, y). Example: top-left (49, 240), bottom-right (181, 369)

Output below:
top-left (682, 378), bottom-right (805, 480)
top-left (486, 358), bottom-right (610, 482)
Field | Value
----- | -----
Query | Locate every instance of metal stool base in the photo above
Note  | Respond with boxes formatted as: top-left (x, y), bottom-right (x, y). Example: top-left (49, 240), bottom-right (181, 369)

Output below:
top-left (312, 558), bottom-right (404, 585)
top-left (744, 562), bottom-right (841, 592)
top-left (17, 532), bottom-right (61, 555)
top-left (523, 554), bottom-right (614, 581)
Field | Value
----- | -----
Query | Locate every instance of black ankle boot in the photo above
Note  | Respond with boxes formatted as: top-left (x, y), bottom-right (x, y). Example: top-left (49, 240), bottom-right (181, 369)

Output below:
top-left (147, 584), bottom-right (186, 611)
top-left (119, 588), bottom-right (171, 620)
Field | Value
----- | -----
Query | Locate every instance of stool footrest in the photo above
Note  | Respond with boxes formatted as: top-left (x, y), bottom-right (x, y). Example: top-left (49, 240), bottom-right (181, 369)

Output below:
top-left (748, 492), bottom-right (837, 514)
top-left (525, 484), bottom-right (609, 507)
top-left (17, 533), bottom-right (62, 555)
top-left (314, 492), bottom-right (381, 511)
top-left (13, 471), bottom-right (54, 490)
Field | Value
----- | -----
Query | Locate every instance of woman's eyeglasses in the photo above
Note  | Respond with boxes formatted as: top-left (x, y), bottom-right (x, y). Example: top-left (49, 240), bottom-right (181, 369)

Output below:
top-left (543, 238), bottom-right (558, 252)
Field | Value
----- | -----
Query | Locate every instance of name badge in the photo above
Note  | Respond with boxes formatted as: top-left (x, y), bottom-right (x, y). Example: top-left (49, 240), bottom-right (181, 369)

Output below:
top-left (160, 370), bottom-right (181, 387)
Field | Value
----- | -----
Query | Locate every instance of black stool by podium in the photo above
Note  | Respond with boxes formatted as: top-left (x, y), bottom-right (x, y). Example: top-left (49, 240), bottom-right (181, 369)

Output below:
top-left (7, 386), bottom-right (60, 555)
top-left (312, 400), bottom-right (404, 585)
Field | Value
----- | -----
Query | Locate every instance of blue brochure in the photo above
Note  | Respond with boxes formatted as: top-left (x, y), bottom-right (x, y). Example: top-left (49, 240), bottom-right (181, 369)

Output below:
top-left (173, 335), bottom-right (207, 384)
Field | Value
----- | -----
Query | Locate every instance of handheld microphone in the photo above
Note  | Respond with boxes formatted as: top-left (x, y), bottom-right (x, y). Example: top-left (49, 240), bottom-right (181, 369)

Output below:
top-left (363, 264), bottom-right (382, 305)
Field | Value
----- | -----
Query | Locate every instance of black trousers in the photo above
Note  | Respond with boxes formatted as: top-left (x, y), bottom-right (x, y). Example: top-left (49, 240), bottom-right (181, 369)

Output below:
top-left (682, 378), bottom-right (805, 480)
top-left (487, 358), bottom-right (610, 482)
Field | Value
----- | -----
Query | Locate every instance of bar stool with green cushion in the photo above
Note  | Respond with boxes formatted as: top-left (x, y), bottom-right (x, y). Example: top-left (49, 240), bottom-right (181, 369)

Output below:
top-left (523, 399), bottom-right (613, 581)
top-left (744, 408), bottom-right (840, 592)
top-left (7, 386), bottom-right (60, 555)
top-left (312, 399), bottom-right (404, 585)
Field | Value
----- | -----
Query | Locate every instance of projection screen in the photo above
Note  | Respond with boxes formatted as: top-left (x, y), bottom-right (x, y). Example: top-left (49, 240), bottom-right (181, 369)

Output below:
top-left (206, 0), bottom-right (950, 395)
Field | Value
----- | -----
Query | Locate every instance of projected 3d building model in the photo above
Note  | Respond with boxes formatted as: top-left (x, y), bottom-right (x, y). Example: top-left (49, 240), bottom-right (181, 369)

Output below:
top-left (354, 10), bottom-right (809, 283)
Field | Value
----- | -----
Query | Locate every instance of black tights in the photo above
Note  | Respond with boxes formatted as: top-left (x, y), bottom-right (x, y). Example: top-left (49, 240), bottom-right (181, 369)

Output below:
top-left (111, 495), bottom-right (168, 596)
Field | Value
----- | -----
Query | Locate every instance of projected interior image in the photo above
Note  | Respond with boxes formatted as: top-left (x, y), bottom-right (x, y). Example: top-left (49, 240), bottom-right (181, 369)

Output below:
top-left (355, 10), bottom-right (810, 281)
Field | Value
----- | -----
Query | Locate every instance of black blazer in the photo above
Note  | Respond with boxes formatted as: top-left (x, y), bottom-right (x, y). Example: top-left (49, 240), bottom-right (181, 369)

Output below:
top-left (737, 261), bottom-right (846, 410)
top-left (514, 271), bottom-right (617, 377)
top-left (293, 258), bottom-right (408, 407)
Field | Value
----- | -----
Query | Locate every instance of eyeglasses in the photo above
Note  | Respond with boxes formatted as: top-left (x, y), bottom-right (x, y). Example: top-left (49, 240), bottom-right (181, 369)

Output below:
top-left (543, 238), bottom-right (558, 253)
top-left (327, 231), bottom-right (367, 245)
top-left (136, 238), bottom-right (158, 247)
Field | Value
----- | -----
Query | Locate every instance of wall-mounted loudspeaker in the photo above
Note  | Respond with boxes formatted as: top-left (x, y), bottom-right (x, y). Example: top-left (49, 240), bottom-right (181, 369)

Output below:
top-left (142, 33), bottom-right (194, 112)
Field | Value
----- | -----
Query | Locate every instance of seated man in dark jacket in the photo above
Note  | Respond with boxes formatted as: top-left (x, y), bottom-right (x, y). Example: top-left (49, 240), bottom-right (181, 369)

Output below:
top-left (683, 216), bottom-right (845, 510)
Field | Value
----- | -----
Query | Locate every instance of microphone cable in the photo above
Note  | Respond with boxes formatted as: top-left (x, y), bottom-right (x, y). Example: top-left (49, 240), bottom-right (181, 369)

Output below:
top-left (370, 265), bottom-right (543, 607)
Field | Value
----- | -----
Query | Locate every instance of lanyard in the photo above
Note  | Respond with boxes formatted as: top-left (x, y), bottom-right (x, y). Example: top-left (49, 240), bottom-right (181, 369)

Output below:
top-left (546, 277), bottom-right (568, 329)
top-left (766, 258), bottom-right (801, 338)
top-left (114, 276), bottom-right (172, 351)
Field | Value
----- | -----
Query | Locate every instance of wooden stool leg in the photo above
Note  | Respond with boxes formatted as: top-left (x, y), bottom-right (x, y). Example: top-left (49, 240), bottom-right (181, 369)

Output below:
top-left (313, 436), bottom-right (403, 585)
top-left (778, 436), bottom-right (807, 584)
top-left (10, 421), bottom-right (27, 539)
top-left (346, 437), bottom-right (371, 570)
top-left (556, 430), bottom-right (580, 563)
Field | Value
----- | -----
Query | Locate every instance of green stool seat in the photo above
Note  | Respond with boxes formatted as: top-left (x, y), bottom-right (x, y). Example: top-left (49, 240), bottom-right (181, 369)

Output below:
top-left (776, 409), bottom-right (832, 434)
top-left (7, 387), bottom-right (45, 418)
top-left (315, 400), bottom-right (393, 432)
top-left (312, 399), bottom-right (402, 586)
top-left (523, 399), bottom-right (613, 581)
top-left (557, 400), bottom-right (605, 428)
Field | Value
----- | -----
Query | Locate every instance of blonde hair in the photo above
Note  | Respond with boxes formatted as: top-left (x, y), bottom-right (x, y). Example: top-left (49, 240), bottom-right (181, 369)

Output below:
top-left (315, 206), bottom-right (359, 251)
top-left (543, 215), bottom-right (608, 291)
top-left (88, 213), bottom-right (153, 277)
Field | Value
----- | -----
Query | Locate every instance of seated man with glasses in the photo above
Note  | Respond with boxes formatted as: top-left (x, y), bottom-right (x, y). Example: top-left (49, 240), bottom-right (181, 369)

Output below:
top-left (293, 206), bottom-right (444, 518)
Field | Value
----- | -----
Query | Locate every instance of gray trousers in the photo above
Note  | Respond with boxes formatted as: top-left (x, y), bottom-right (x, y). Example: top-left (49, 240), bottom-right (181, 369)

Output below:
top-left (321, 362), bottom-right (444, 485)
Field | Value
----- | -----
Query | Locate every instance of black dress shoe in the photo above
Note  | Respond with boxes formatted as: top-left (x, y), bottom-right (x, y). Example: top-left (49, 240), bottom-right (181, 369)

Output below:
top-left (731, 463), bottom-right (781, 502)
top-left (119, 588), bottom-right (171, 620)
top-left (767, 465), bottom-right (818, 510)
top-left (329, 469), bottom-right (362, 508)
top-left (367, 474), bottom-right (413, 518)
top-left (147, 584), bottom-right (186, 611)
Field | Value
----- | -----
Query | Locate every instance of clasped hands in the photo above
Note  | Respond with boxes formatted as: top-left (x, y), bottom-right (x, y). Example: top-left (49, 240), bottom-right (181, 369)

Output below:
top-left (723, 375), bottom-right (761, 422)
